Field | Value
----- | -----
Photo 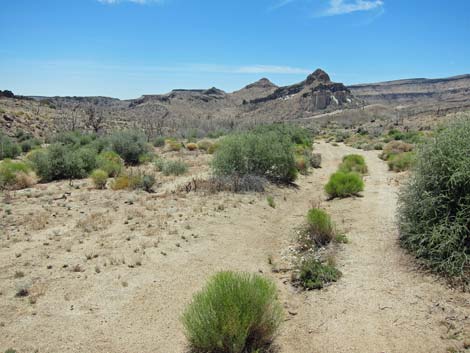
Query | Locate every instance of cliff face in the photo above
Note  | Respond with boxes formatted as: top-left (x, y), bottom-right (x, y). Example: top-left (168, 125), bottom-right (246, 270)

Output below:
top-left (348, 74), bottom-right (470, 114)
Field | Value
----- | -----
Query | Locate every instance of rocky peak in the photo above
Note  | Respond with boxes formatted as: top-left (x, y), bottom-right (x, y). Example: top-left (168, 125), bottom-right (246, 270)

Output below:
top-left (245, 78), bottom-right (277, 89)
top-left (306, 69), bottom-right (331, 85)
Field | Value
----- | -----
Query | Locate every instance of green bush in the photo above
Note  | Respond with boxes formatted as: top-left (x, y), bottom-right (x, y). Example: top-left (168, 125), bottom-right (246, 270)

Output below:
top-left (339, 154), bottom-right (368, 174)
top-left (307, 208), bottom-right (335, 246)
top-left (91, 169), bottom-right (108, 189)
top-left (212, 130), bottom-right (297, 183)
top-left (0, 133), bottom-right (21, 160)
top-left (0, 160), bottom-right (34, 190)
top-left (96, 151), bottom-right (123, 177)
top-left (27, 144), bottom-right (98, 182)
top-left (162, 160), bottom-right (188, 176)
top-left (252, 124), bottom-right (312, 147)
top-left (108, 130), bottom-right (149, 165)
top-left (387, 152), bottom-right (415, 172)
top-left (153, 136), bottom-right (166, 147)
top-left (20, 138), bottom-right (41, 153)
top-left (182, 271), bottom-right (283, 353)
top-left (398, 119), bottom-right (470, 277)
top-left (297, 258), bottom-right (342, 290)
top-left (325, 171), bottom-right (364, 198)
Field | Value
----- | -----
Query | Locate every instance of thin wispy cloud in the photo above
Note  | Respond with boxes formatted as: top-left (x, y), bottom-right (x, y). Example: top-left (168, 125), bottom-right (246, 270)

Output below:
top-left (28, 60), bottom-right (311, 76)
top-left (270, 0), bottom-right (296, 10)
top-left (321, 0), bottom-right (384, 16)
top-left (98, 0), bottom-right (162, 4)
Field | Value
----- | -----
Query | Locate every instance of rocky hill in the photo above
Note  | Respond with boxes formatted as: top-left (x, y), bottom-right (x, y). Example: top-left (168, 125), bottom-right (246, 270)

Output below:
top-left (1, 69), bottom-right (470, 137)
top-left (348, 74), bottom-right (470, 115)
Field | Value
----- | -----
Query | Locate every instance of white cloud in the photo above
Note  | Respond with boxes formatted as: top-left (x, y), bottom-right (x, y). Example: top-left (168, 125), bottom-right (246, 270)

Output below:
top-left (322, 0), bottom-right (384, 16)
top-left (235, 65), bottom-right (310, 74)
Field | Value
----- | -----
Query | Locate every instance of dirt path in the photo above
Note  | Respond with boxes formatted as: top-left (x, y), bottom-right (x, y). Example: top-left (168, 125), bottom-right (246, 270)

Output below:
top-left (3, 142), bottom-right (470, 353)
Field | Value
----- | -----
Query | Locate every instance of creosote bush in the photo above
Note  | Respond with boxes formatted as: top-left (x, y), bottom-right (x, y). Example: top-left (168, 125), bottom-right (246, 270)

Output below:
top-left (307, 208), bottom-right (335, 246)
top-left (212, 129), bottom-right (298, 183)
top-left (182, 271), bottom-right (283, 353)
top-left (325, 171), bottom-right (364, 199)
top-left (108, 130), bottom-right (149, 165)
top-left (339, 154), bottom-right (368, 174)
top-left (398, 118), bottom-right (470, 278)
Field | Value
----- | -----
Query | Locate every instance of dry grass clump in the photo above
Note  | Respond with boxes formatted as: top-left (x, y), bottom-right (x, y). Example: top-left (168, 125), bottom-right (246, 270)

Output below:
top-left (197, 140), bottom-right (213, 152)
top-left (0, 159), bottom-right (37, 190)
top-left (76, 212), bottom-right (112, 233)
top-left (380, 140), bottom-right (414, 160)
top-left (183, 175), bottom-right (266, 194)
top-left (186, 143), bottom-right (198, 151)
top-left (165, 139), bottom-right (182, 152)
top-left (306, 208), bottom-right (335, 246)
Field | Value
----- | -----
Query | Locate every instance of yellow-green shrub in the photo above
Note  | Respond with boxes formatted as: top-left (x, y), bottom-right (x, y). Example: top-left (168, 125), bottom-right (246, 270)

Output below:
top-left (91, 169), bottom-right (108, 189)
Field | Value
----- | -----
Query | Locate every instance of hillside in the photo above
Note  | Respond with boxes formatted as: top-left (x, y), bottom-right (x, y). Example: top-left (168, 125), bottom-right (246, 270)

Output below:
top-left (1, 70), bottom-right (470, 138)
top-left (348, 74), bottom-right (470, 115)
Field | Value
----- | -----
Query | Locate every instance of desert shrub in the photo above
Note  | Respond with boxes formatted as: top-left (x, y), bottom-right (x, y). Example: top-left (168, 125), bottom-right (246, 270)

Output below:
top-left (110, 175), bottom-right (130, 190)
top-left (339, 154), bottom-right (368, 174)
top-left (253, 123), bottom-right (312, 147)
top-left (267, 196), bottom-right (275, 208)
top-left (388, 129), bottom-right (424, 144)
top-left (27, 144), bottom-right (98, 182)
top-left (153, 136), bottom-right (166, 147)
top-left (296, 258), bottom-right (342, 290)
top-left (0, 133), bottom-right (21, 160)
top-left (181, 271), bottom-right (283, 353)
top-left (51, 131), bottom-right (96, 147)
top-left (307, 208), bottom-right (335, 246)
top-left (212, 131), bottom-right (297, 183)
top-left (189, 175), bottom-right (266, 193)
top-left (387, 152), bottom-right (415, 172)
top-left (138, 152), bottom-right (155, 164)
top-left (206, 130), bottom-right (227, 139)
top-left (207, 142), bottom-right (220, 154)
top-left (162, 160), bottom-right (188, 176)
top-left (141, 174), bottom-right (156, 192)
top-left (310, 153), bottom-right (322, 168)
top-left (108, 130), bottom-right (149, 165)
top-left (398, 119), bottom-right (470, 277)
top-left (0, 160), bottom-right (35, 190)
top-left (91, 169), bottom-right (108, 189)
top-left (295, 155), bottom-right (309, 175)
top-left (186, 142), bottom-right (198, 151)
top-left (197, 140), bottom-right (213, 152)
top-left (380, 141), bottom-right (414, 160)
top-left (20, 138), bottom-right (41, 153)
top-left (325, 171), bottom-right (364, 198)
top-left (110, 171), bottom-right (155, 192)
top-left (96, 151), bottom-right (123, 177)
top-left (166, 139), bottom-right (182, 152)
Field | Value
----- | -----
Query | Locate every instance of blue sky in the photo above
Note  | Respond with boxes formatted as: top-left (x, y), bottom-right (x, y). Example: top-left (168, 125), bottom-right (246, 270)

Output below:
top-left (1, 0), bottom-right (469, 98)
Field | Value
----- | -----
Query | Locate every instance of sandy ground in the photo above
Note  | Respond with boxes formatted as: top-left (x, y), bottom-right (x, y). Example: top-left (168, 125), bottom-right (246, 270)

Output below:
top-left (1, 142), bottom-right (470, 353)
